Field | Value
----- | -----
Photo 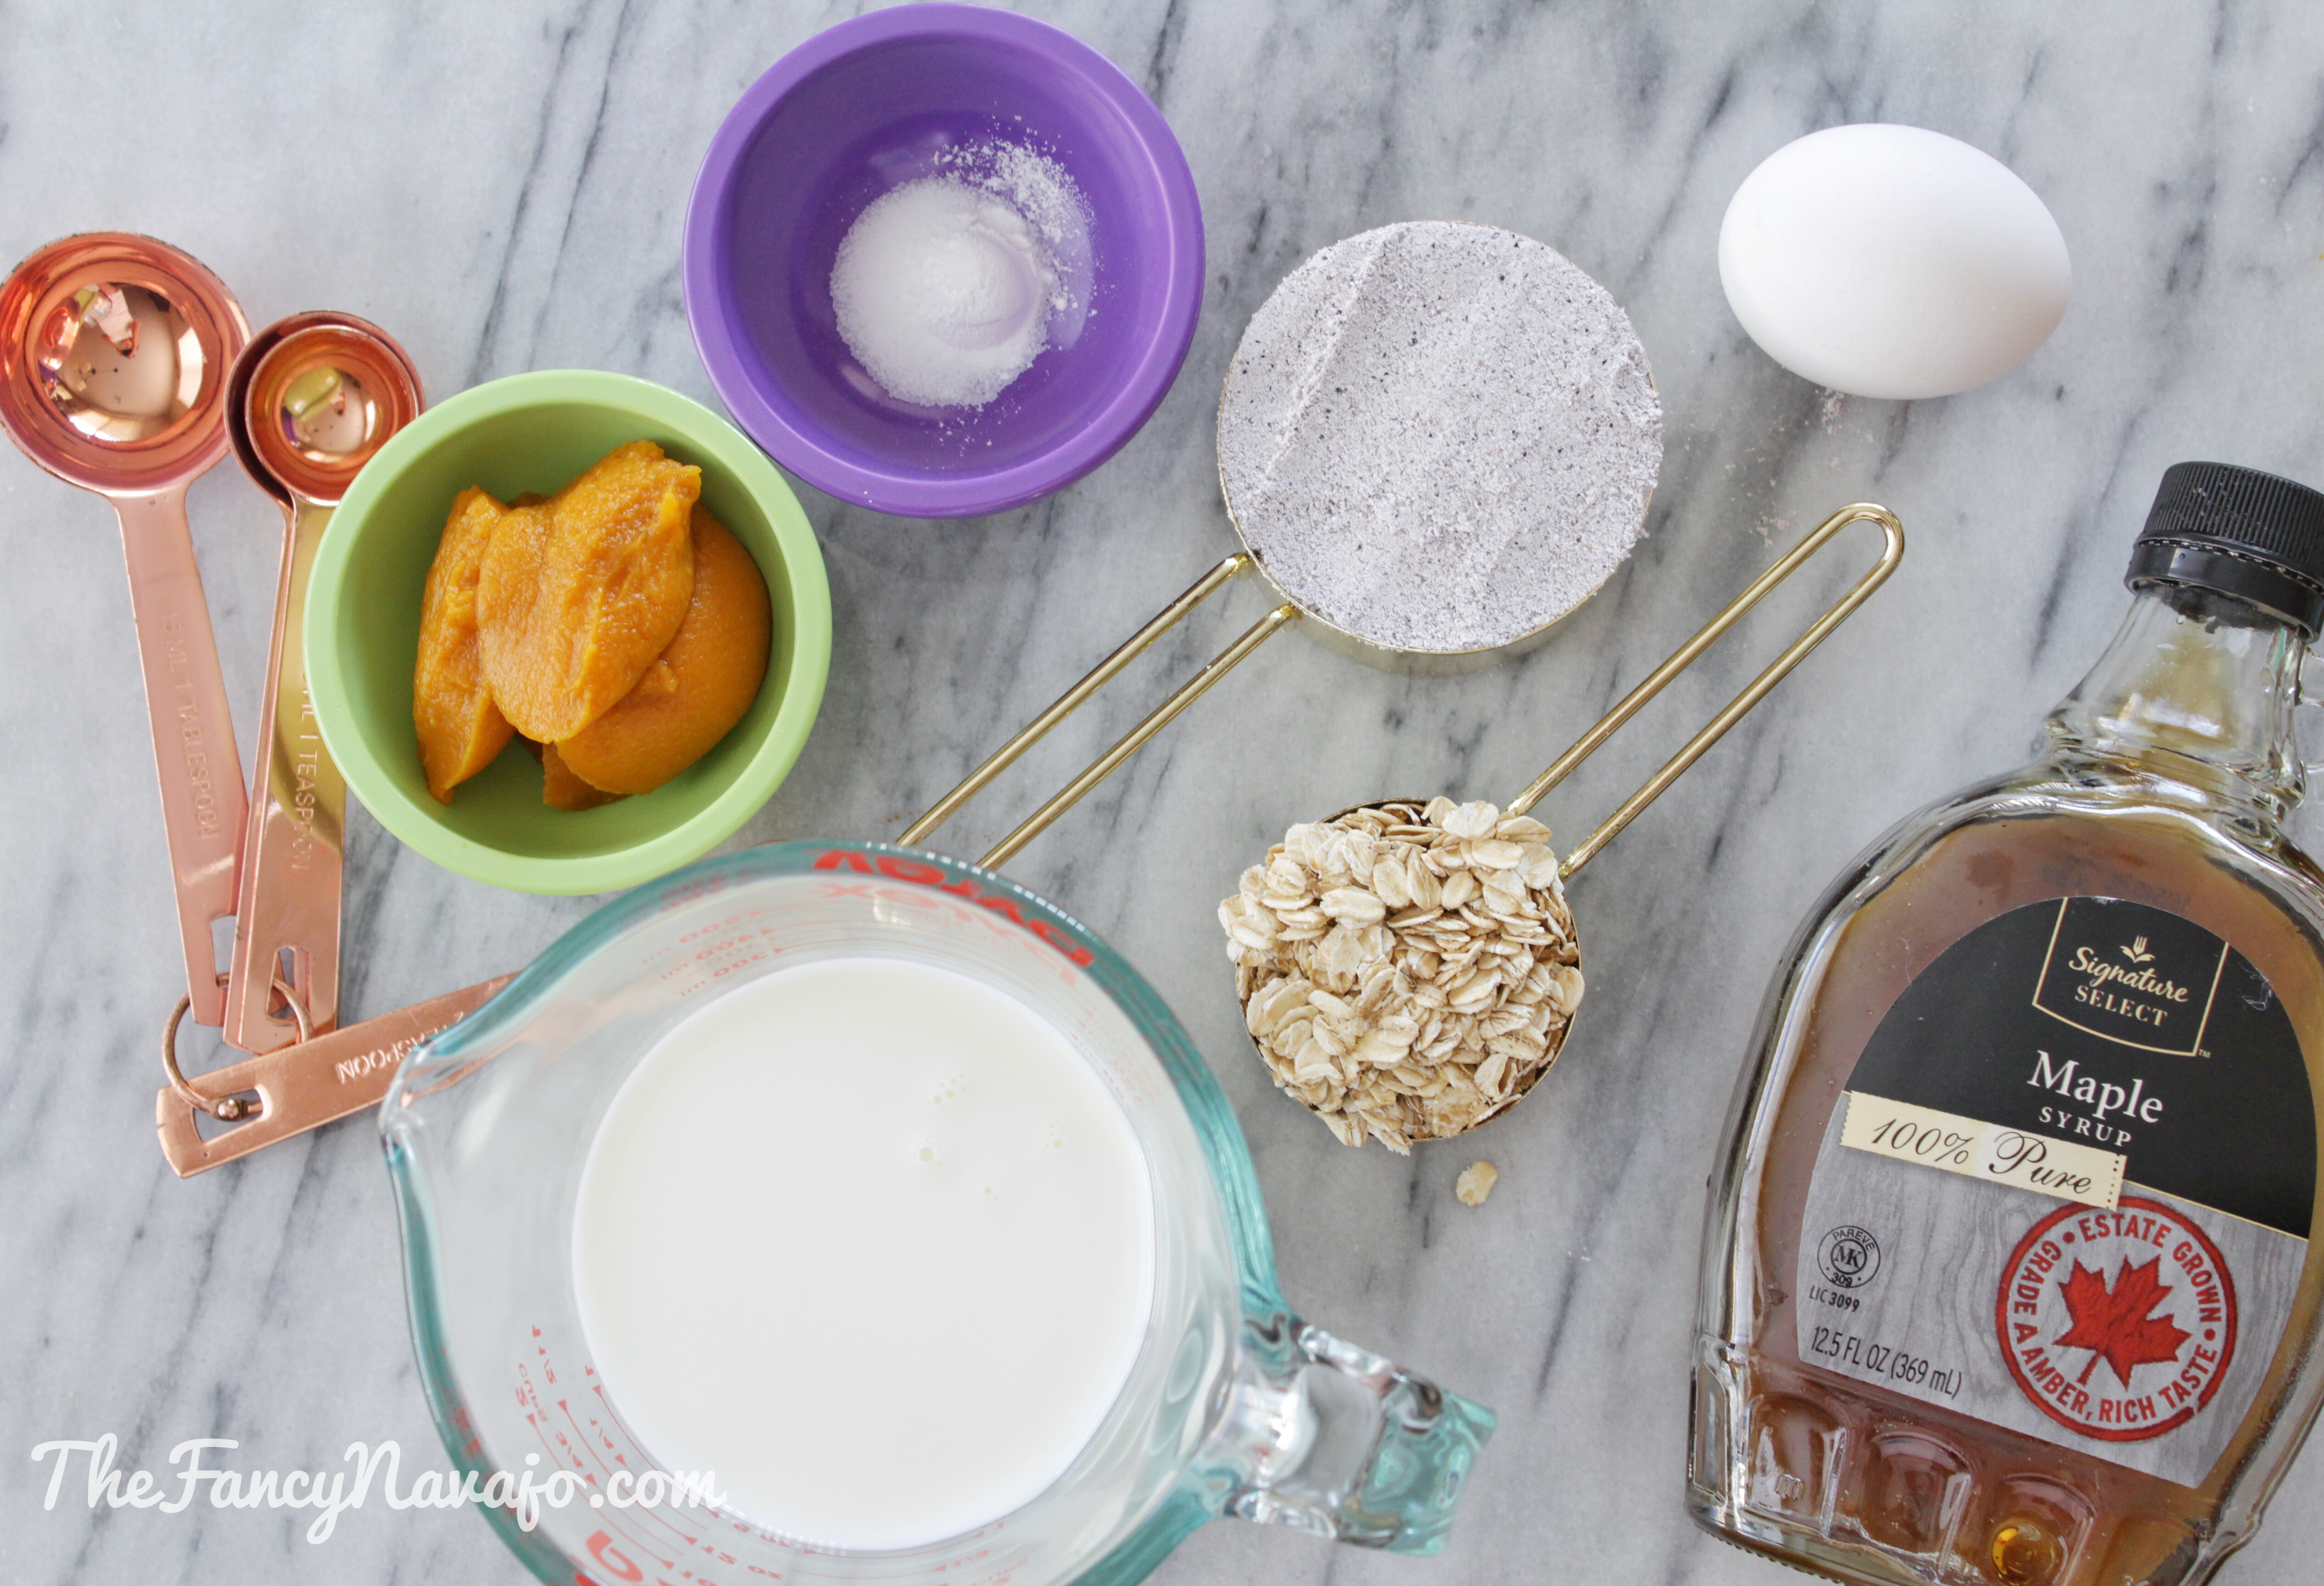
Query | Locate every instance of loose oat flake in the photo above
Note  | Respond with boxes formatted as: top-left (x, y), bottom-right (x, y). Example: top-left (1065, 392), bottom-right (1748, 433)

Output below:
top-left (1221, 797), bottom-right (1584, 1152)
top-left (1456, 1161), bottom-right (1500, 1206)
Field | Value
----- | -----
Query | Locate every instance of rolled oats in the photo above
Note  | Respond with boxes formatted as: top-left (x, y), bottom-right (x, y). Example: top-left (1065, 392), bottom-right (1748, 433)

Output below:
top-left (1222, 799), bottom-right (1583, 1152)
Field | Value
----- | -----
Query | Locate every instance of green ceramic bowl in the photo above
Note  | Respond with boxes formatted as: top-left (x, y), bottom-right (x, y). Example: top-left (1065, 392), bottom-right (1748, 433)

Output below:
top-left (307, 370), bottom-right (832, 895)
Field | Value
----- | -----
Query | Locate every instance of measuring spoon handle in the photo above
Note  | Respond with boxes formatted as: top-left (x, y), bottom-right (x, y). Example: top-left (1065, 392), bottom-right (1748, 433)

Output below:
top-left (115, 487), bottom-right (248, 1026)
top-left (223, 496), bottom-right (344, 1052)
top-left (157, 973), bottom-right (513, 1176)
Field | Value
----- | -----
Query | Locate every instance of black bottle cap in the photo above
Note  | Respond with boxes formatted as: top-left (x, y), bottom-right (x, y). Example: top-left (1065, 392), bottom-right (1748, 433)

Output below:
top-left (2126, 462), bottom-right (2324, 635)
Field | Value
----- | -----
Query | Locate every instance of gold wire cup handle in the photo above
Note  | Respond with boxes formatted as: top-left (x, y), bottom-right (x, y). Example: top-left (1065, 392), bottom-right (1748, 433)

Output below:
top-left (902, 553), bottom-right (1298, 866)
top-left (906, 504), bottom-right (1905, 873)
top-left (1509, 500), bottom-right (1906, 876)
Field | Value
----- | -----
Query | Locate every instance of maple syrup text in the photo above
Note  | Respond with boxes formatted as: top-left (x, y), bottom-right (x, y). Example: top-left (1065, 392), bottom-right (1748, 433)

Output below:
top-left (2028, 1050), bottom-right (2165, 1130)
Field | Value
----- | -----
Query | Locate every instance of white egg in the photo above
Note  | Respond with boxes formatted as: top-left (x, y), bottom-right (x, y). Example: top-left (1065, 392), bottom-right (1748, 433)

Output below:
top-left (1719, 124), bottom-right (2070, 401)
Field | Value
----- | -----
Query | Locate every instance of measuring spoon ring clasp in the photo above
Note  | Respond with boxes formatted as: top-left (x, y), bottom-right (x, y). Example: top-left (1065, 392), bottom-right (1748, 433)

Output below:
top-left (160, 995), bottom-right (266, 1123)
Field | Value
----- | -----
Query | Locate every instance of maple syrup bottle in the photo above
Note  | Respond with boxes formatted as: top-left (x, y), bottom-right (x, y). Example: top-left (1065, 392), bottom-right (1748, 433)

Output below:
top-left (1691, 464), bottom-right (2324, 1586)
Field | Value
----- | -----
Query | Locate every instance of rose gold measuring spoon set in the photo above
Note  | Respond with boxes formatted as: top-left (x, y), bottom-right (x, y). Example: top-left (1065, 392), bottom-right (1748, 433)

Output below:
top-left (0, 233), bottom-right (504, 1170)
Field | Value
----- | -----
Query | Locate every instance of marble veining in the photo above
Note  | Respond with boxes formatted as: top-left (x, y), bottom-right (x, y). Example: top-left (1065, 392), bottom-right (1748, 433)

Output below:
top-left (5, 2), bottom-right (2324, 1582)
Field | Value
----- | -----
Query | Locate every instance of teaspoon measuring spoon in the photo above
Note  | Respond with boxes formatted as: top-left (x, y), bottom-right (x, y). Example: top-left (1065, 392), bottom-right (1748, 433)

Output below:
top-left (0, 234), bottom-right (252, 1026)
top-left (220, 314), bottom-right (422, 1052)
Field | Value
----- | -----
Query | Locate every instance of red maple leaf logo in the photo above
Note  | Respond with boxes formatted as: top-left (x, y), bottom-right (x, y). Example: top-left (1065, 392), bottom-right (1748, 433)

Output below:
top-left (2054, 1257), bottom-right (2191, 1387)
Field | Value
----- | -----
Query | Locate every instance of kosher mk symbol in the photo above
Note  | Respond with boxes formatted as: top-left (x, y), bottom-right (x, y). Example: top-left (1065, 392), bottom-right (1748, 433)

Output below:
top-left (1817, 1224), bottom-right (1882, 1289)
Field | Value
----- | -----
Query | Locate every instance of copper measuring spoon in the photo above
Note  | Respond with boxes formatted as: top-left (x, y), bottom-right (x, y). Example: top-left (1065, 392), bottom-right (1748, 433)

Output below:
top-left (0, 235), bottom-right (251, 1026)
top-left (219, 314), bottom-right (422, 1053)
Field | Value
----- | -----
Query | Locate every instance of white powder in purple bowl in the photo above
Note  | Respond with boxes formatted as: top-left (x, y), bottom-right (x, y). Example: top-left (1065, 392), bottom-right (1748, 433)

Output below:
top-left (1218, 223), bottom-right (1662, 653)
top-left (830, 142), bottom-right (1093, 411)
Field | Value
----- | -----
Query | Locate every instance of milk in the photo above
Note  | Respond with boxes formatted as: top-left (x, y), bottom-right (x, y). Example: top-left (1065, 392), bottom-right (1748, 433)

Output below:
top-left (571, 955), bottom-right (1155, 1551)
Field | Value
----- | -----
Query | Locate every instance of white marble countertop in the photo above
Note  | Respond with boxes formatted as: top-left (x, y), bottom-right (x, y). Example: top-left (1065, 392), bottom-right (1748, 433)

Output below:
top-left (6, 2), bottom-right (2323, 1582)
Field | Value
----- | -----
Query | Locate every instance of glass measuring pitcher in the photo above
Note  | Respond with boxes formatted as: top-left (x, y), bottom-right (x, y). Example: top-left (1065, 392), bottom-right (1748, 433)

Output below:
top-left (384, 839), bottom-right (1492, 1586)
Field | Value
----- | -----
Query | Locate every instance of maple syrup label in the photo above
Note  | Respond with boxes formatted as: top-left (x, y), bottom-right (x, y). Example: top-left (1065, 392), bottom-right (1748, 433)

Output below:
top-left (1795, 894), bottom-right (2315, 1484)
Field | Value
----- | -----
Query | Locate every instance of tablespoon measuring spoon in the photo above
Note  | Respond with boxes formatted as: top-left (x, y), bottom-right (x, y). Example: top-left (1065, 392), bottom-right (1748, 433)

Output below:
top-left (221, 314), bottom-right (421, 1052)
top-left (0, 234), bottom-right (252, 1026)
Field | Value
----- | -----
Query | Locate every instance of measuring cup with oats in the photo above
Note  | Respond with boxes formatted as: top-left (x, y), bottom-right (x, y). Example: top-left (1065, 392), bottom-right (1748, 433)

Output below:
top-left (1226, 503), bottom-right (1904, 1150)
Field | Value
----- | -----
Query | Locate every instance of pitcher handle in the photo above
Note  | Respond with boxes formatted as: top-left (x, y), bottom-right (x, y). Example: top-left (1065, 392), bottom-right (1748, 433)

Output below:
top-left (1207, 1309), bottom-right (1493, 1554)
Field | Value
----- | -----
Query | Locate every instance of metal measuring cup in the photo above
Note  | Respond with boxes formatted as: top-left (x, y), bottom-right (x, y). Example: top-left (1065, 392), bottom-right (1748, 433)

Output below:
top-left (1251, 503), bottom-right (1906, 1145)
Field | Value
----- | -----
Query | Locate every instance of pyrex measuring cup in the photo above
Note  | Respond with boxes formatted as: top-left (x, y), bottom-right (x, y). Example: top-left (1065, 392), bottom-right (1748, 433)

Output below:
top-left (385, 841), bottom-right (1491, 1586)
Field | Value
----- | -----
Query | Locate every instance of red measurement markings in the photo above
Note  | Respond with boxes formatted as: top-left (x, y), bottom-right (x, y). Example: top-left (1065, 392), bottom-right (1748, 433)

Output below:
top-left (518, 1327), bottom-right (781, 1586)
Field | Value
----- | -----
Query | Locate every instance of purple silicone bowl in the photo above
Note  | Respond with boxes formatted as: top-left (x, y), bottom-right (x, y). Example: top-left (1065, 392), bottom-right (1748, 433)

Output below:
top-left (684, 4), bottom-right (1205, 519)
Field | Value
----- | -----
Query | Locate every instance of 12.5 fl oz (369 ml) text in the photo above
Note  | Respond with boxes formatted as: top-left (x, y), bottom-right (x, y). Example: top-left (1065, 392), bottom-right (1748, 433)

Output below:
top-left (1805, 1325), bottom-right (1965, 1398)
